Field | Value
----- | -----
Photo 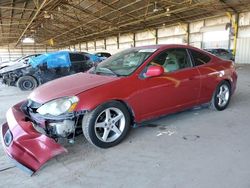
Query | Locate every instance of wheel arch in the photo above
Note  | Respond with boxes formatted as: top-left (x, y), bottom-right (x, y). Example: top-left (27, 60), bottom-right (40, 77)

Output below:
top-left (114, 99), bottom-right (136, 126)
top-left (223, 79), bottom-right (232, 91)
top-left (79, 99), bottom-right (136, 126)
top-left (19, 74), bottom-right (38, 82)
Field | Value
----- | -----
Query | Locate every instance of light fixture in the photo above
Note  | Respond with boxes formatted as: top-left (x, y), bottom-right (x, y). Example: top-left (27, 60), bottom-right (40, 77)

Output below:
top-left (166, 7), bottom-right (171, 16)
top-left (153, 2), bottom-right (159, 12)
top-left (44, 11), bottom-right (50, 19)
top-left (22, 37), bottom-right (35, 44)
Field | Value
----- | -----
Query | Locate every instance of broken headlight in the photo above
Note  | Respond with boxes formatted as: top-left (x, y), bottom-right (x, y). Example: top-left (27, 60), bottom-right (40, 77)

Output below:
top-left (37, 96), bottom-right (79, 116)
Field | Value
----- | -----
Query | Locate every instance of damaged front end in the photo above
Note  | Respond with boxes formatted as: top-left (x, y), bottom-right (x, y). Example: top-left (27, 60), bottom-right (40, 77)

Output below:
top-left (0, 63), bottom-right (30, 86)
top-left (0, 70), bottom-right (21, 86)
top-left (1, 100), bottom-right (86, 175)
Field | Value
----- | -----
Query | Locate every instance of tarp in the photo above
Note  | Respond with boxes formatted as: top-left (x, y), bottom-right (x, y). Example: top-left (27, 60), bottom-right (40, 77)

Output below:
top-left (29, 51), bottom-right (71, 68)
top-left (88, 54), bottom-right (102, 63)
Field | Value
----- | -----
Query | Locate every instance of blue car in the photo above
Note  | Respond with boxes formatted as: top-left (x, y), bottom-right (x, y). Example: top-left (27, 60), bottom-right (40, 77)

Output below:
top-left (0, 51), bottom-right (93, 91)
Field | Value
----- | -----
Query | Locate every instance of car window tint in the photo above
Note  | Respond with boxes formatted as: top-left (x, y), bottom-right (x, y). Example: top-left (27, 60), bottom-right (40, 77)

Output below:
top-left (102, 53), bottom-right (111, 58)
top-left (79, 54), bottom-right (89, 61)
top-left (70, 54), bottom-right (87, 62)
top-left (148, 48), bottom-right (192, 73)
top-left (189, 49), bottom-right (211, 66)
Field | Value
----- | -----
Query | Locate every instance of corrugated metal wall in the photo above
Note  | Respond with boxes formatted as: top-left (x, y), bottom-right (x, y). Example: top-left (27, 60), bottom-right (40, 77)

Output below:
top-left (235, 12), bottom-right (250, 64)
top-left (158, 25), bottom-right (187, 44)
top-left (0, 46), bottom-right (56, 63)
top-left (135, 30), bottom-right (156, 46)
top-left (235, 38), bottom-right (250, 64)
top-left (119, 33), bottom-right (134, 50)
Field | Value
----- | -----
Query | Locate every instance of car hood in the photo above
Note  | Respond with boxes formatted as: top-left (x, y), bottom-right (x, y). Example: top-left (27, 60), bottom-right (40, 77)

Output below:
top-left (28, 73), bottom-right (120, 104)
top-left (0, 62), bottom-right (29, 73)
top-left (0, 61), bottom-right (14, 68)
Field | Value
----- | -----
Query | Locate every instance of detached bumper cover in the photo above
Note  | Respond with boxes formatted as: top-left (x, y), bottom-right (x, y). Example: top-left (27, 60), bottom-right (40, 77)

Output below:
top-left (0, 102), bottom-right (67, 174)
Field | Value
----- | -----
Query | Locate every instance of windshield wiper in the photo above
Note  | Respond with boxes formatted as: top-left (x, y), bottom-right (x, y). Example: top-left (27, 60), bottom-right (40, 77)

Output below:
top-left (95, 67), bottom-right (118, 76)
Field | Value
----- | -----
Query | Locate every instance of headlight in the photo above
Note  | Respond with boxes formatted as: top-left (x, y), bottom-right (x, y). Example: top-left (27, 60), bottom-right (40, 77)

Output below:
top-left (37, 96), bottom-right (79, 116)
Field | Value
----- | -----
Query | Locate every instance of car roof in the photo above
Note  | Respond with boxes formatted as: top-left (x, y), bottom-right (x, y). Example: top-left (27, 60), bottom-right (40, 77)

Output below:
top-left (131, 44), bottom-right (211, 55)
top-left (95, 52), bottom-right (110, 54)
top-left (132, 44), bottom-right (199, 50)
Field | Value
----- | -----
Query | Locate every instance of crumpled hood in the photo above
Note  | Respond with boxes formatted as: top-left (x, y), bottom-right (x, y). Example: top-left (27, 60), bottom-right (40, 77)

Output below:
top-left (0, 62), bottom-right (29, 73)
top-left (28, 73), bottom-right (119, 104)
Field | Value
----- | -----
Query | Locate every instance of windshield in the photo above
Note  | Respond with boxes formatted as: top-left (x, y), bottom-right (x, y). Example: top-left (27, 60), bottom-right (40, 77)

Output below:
top-left (91, 48), bottom-right (157, 76)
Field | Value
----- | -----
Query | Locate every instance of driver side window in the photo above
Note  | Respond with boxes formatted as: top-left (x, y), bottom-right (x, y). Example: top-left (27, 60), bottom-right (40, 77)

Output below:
top-left (148, 48), bottom-right (192, 73)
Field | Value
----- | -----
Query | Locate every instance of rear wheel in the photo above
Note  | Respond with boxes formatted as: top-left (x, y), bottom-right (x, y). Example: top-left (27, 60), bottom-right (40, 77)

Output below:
top-left (210, 81), bottom-right (231, 111)
top-left (17, 76), bottom-right (38, 91)
top-left (82, 101), bottom-right (131, 148)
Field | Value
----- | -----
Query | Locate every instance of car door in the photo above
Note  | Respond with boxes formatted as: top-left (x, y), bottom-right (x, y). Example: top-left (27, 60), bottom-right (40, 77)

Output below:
top-left (188, 49), bottom-right (219, 104)
top-left (136, 48), bottom-right (201, 121)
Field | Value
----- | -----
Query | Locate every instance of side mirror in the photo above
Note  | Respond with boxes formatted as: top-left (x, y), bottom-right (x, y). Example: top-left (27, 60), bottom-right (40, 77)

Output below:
top-left (145, 65), bottom-right (164, 78)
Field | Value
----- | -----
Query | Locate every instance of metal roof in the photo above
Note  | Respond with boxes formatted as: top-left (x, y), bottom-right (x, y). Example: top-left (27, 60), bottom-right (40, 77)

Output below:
top-left (0, 0), bottom-right (249, 48)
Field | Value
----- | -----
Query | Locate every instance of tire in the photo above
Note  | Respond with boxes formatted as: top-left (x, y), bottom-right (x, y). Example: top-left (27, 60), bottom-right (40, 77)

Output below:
top-left (210, 81), bottom-right (231, 111)
top-left (17, 76), bottom-right (38, 91)
top-left (82, 101), bottom-right (131, 148)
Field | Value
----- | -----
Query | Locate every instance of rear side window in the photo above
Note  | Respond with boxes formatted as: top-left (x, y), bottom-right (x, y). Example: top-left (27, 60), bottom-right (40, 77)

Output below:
top-left (70, 54), bottom-right (88, 62)
top-left (189, 49), bottom-right (211, 66)
top-left (102, 53), bottom-right (111, 58)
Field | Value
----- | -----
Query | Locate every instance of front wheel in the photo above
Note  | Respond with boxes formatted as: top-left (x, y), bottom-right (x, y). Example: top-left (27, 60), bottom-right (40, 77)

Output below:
top-left (210, 81), bottom-right (231, 111)
top-left (82, 101), bottom-right (131, 148)
top-left (16, 75), bottom-right (38, 91)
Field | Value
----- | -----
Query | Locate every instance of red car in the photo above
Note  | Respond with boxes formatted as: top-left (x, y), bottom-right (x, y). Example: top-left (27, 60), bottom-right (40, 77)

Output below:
top-left (1, 45), bottom-right (237, 174)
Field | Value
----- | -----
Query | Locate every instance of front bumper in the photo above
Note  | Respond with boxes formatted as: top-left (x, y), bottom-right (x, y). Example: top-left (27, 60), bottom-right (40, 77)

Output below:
top-left (0, 102), bottom-right (67, 175)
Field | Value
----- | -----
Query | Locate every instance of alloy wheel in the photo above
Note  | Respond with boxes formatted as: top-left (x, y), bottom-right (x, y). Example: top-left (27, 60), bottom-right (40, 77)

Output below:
top-left (217, 84), bottom-right (230, 107)
top-left (94, 107), bottom-right (125, 143)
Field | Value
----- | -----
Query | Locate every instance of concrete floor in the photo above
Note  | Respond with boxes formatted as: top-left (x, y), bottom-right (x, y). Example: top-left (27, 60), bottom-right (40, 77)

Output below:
top-left (0, 65), bottom-right (250, 188)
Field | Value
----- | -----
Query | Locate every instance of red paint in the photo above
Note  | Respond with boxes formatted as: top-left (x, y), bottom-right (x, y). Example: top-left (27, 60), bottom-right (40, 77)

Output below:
top-left (145, 65), bottom-right (164, 77)
top-left (1, 44), bottom-right (237, 173)
top-left (29, 73), bottom-right (119, 104)
top-left (1, 102), bottom-right (67, 173)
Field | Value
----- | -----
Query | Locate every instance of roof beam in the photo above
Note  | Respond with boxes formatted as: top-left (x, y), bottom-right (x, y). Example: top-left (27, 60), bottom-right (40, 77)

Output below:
top-left (0, 6), bottom-right (36, 11)
top-left (219, 0), bottom-right (238, 13)
top-left (99, 0), bottom-right (139, 20)
top-left (33, 0), bottom-right (40, 9)
top-left (42, 0), bottom-right (139, 43)
top-left (51, 0), bottom-right (88, 22)
top-left (9, 0), bottom-right (14, 36)
top-left (55, 2), bottom-right (210, 46)
top-left (15, 0), bottom-right (48, 46)
top-left (66, 3), bottom-right (114, 25)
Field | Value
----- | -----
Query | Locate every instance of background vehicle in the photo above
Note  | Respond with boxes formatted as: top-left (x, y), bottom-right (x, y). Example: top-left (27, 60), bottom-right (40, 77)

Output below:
top-left (81, 52), bottom-right (103, 63)
top-left (94, 52), bottom-right (112, 61)
top-left (204, 48), bottom-right (234, 61)
top-left (1, 45), bottom-right (237, 174)
top-left (0, 51), bottom-right (93, 91)
top-left (0, 54), bottom-right (41, 70)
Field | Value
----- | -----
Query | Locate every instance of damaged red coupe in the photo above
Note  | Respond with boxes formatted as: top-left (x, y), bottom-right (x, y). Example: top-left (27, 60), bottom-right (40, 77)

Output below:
top-left (1, 45), bottom-right (237, 175)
